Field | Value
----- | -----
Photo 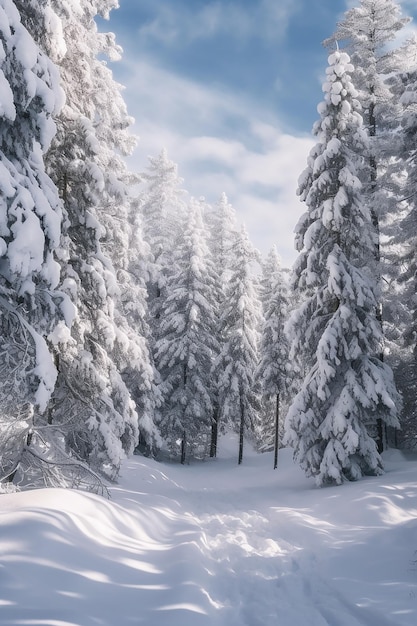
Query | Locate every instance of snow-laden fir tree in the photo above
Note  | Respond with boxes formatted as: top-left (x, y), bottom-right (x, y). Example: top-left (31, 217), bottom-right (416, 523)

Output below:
top-left (256, 247), bottom-right (291, 468)
top-left (325, 0), bottom-right (413, 450)
top-left (325, 7), bottom-right (412, 271)
top-left (216, 226), bottom-right (262, 465)
top-left (389, 66), bottom-right (417, 446)
top-left (79, 18), bottom-right (160, 454)
top-left (285, 50), bottom-right (400, 486)
top-left (139, 149), bottom-right (187, 325)
top-left (325, 0), bottom-right (411, 134)
top-left (204, 192), bottom-right (238, 282)
top-left (17, 0), bottom-right (145, 478)
top-left (324, 0), bottom-right (412, 203)
top-left (138, 151), bottom-right (189, 456)
top-left (0, 0), bottom-right (71, 483)
top-left (203, 192), bottom-right (239, 456)
top-left (153, 198), bottom-right (219, 463)
top-left (119, 203), bottom-right (162, 454)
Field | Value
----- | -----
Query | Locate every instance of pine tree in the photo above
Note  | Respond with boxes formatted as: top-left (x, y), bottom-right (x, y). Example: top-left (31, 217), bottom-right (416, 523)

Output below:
top-left (119, 203), bottom-right (162, 454)
top-left (0, 0), bottom-right (69, 482)
top-left (325, 0), bottom-right (413, 450)
top-left (17, 0), bottom-right (143, 478)
top-left (391, 66), bottom-right (417, 446)
top-left (153, 199), bottom-right (219, 463)
top-left (204, 192), bottom-right (239, 456)
top-left (138, 151), bottom-right (190, 456)
top-left (139, 149), bottom-right (187, 326)
top-left (256, 247), bottom-right (291, 468)
top-left (326, 0), bottom-right (410, 121)
top-left (205, 192), bottom-right (238, 280)
top-left (285, 50), bottom-right (400, 486)
top-left (325, 0), bottom-right (411, 196)
top-left (216, 226), bottom-right (261, 465)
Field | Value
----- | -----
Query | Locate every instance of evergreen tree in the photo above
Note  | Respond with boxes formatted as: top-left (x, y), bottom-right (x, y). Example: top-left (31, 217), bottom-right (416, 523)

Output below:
top-left (325, 0), bottom-right (412, 449)
top-left (17, 0), bottom-right (143, 478)
top-left (285, 50), bottom-right (400, 486)
top-left (325, 0), bottom-right (410, 131)
top-left (139, 149), bottom-right (187, 322)
top-left (325, 0), bottom-right (411, 204)
top-left (392, 66), bottom-right (417, 446)
top-left (205, 192), bottom-right (238, 281)
top-left (256, 247), bottom-right (291, 468)
top-left (216, 226), bottom-right (261, 465)
top-left (204, 192), bottom-right (239, 456)
top-left (0, 0), bottom-right (69, 482)
top-left (153, 199), bottom-right (219, 463)
top-left (119, 203), bottom-right (162, 454)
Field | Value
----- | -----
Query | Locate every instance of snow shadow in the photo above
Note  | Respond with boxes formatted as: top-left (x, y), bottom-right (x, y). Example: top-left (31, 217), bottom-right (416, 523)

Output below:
top-left (0, 492), bottom-right (215, 626)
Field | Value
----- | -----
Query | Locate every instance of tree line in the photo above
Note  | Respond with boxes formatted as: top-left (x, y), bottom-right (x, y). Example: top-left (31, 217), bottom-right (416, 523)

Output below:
top-left (0, 0), bottom-right (416, 491)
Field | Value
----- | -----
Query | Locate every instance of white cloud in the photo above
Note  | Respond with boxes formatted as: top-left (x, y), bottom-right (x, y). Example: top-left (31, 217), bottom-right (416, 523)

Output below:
top-left (136, 0), bottom-right (300, 46)
top-left (121, 57), bottom-right (313, 267)
top-left (258, 0), bottom-right (303, 41)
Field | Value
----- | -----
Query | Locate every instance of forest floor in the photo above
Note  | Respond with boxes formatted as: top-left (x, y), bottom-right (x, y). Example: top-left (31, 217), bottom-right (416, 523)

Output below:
top-left (1, 435), bottom-right (417, 625)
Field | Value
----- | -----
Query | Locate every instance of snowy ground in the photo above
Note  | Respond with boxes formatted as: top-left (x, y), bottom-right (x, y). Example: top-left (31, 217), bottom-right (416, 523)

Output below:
top-left (1, 435), bottom-right (417, 626)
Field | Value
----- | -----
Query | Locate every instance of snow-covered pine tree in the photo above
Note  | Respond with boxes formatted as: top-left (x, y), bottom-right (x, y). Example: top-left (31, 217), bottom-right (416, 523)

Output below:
top-left (285, 50), bottom-right (400, 486)
top-left (139, 149), bottom-right (187, 327)
top-left (391, 66), bottom-right (417, 446)
top-left (324, 0), bottom-right (411, 208)
top-left (0, 0), bottom-right (70, 483)
top-left (325, 0), bottom-right (410, 131)
top-left (153, 199), bottom-right (219, 463)
top-left (205, 192), bottom-right (238, 280)
top-left (216, 226), bottom-right (261, 465)
top-left (256, 247), bottom-right (291, 469)
top-left (325, 0), bottom-right (413, 450)
top-left (119, 203), bottom-right (162, 454)
top-left (138, 151), bottom-right (189, 456)
top-left (80, 15), bottom-right (160, 454)
top-left (17, 0), bottom-right (145, 478)
top-left (204, 192), bottom-right (239, 456)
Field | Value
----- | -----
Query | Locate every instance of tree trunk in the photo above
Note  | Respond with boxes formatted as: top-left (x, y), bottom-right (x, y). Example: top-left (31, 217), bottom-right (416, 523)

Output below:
top-left (369, 96), bottom-right (386, 454)
top-left (47, 352), bottom-right (60, 425)
top-left (274, 393), bottom-right (280, 470)
top-left (238, 397), bottom-right (244, 465)
top-left (6, 429), bottom-right (33, 483)
top-left (210, 405), bottom-right (219, 458)
top-left (377, 418), bottom-right (385, 455)
top-left (181, 430), bottom-right (186, 465)
top-left (181, 364), bottom-right (188, 464)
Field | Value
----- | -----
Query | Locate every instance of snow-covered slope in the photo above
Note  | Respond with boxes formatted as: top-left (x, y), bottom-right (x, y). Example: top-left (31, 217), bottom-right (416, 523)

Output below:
top-left (1, 436), bottom-right (417, 625)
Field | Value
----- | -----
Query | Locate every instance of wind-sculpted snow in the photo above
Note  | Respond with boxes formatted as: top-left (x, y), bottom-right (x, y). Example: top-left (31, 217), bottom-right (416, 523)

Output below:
top-left (1, 437), bottom-right (417, 625)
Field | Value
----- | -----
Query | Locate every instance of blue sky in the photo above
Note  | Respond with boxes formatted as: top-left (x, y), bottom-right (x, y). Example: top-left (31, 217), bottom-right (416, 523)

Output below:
top-left (102, 0), bottom-right (417, 266)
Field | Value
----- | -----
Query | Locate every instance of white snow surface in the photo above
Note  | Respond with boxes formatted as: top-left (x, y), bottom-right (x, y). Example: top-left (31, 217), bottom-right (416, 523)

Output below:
top-left (1, 435), bottom-right (417, 625)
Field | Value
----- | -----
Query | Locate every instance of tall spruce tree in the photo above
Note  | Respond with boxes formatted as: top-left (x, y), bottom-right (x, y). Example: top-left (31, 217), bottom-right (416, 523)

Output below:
top-left (17, 0), bottom-right (144, 478)
top-left (139, 149), bottom-right (188, 416)
top-left (204, 192), bottom-right (239, 456)
top-left (285, 50), bottom-right (400, 486)
top-left (0, 0), bottom-right (69, 483)
top-left (119, 203), bottom-right (161, 454)
top-left (257, 247), bottom-right (291, 468)
top-left (205, 192), bottom-right (238, 280)
top-left (325, 0), bottom-right (413, 449)
top-left (153, 199), bottom-right (219, 463)
top-left (325, 0), bottom-right (411, 210)
top-left (216, 226), bottom-right (261, 465)
top-left (139, 149), bottom-right (187, 323)
top-left (392, 66), bottom-right (417, 445)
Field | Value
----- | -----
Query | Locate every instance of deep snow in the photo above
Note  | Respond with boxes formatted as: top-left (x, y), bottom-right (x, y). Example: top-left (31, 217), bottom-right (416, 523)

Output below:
top-left (1, 435), bottom-right (417, 625)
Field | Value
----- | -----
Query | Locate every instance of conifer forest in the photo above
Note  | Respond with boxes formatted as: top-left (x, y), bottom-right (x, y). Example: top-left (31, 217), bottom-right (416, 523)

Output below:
top-left (2, 0), bottom-right (417, 493)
